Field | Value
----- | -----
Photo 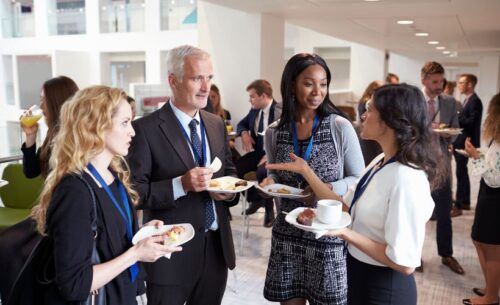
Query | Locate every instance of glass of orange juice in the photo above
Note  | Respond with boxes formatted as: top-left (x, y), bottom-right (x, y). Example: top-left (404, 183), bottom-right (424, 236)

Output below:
top-left (225, 120), bottom-right (233, 133)
top-left (20, 105), bottom-right (43, 128)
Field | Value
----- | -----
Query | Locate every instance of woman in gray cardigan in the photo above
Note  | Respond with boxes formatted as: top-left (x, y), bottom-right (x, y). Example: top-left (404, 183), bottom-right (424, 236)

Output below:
top-left (261, 53), bottom-right (364, 305)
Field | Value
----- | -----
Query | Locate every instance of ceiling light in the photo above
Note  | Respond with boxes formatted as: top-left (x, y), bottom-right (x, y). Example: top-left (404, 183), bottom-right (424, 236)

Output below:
top-left (364, 0), bottom-right (380, 2)
top-left (436, 46), bottom-right (446, 50)
top-left (397, 20), bottom-right (414, 25)
top-left (428, 41), bottom-right (439, 45)
top-left (415, 32), bottom-right (429, 37)
top-left (442, 51), bottom-right (451, 55)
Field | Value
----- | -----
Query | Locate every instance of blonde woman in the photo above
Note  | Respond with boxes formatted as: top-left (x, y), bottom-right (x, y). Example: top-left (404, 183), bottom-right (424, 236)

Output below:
top-left (32, 86), bottom-right (181, 304)
top-left (463, 93), bottom-right (500, 305)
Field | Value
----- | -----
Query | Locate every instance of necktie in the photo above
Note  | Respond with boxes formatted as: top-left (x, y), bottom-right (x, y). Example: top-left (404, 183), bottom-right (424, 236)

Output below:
top-left (188, 119), bottom-right (215, 229)
top-left (427, 99), bottom-right (436, 122)
top-left (257, 110), bottom-right (264, 134)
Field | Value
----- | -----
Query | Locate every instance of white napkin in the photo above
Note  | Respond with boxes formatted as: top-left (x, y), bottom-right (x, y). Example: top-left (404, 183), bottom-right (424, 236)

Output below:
top-left (314, 230), bottom-right (328, 239)
top-left (165, 253), bottom-right (172, 259)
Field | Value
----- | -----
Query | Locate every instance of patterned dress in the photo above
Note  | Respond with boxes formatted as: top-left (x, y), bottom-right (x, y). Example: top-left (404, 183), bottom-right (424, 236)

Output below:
top-left (264, 117), bottom-right (348, 305)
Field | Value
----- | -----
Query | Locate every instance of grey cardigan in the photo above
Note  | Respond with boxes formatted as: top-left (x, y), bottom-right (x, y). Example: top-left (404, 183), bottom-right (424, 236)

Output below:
top-left (264, 113), bottom-right (364, 196)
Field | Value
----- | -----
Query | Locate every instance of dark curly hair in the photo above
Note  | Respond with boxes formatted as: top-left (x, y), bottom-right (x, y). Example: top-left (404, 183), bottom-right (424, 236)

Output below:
top-left (372, 84), bottom-right (446, 190)
top-left (277, 53), bottom-right (345, 128)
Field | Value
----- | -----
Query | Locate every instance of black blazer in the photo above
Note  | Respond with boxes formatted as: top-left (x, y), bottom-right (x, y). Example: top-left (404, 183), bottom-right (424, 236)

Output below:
top-left (236, 100), bottom-right (282, 151)
top-left (454, 93), bottom-right (483, 148)
top-left (127, 102), bottom-right (238, 286)
top-left (46, 173), bottom-right (142, 305)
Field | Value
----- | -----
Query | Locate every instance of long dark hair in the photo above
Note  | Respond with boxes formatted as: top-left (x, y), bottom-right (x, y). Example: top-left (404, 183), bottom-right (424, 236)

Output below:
top-left (372, 84), bottom-right (446, 190)
top-left (39, 76), bottom-right (78, 178)
top-left (278, 53), bottom-right (344, 128)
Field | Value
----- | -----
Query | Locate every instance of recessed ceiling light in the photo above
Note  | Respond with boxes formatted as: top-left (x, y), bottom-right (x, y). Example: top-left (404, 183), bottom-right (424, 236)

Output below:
top-left (364, 0), bottom-right (380, 2)
top-left (415, 32), bottom-right (429, 37)
top-left (442, 51), bottom-right (451, 55)
top-left (397, 20), bottom-right (414, 25)
top-left (428, 41), bottom-right (439, 45)
top-left (436, 46), bottom-right (446, 50)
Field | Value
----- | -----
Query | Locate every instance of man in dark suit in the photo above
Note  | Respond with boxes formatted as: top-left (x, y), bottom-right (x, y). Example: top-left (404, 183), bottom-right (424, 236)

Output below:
top-left (453, 74), bottom-right (483, 213)
top-left (128, 45), bottom-right (238, 305)
top-left (420, 61), bottom-right (465, 275)
top-left (236, 79), bottom-right (282, 227)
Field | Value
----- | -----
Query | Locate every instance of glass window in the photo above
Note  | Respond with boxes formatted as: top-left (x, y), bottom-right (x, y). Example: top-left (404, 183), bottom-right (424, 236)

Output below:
top-left (48, 0), bottom-right (86, 35)
top-left (99, 0), bottom-right (145, 33)
top-left (160, 0), bottom-right (197, 31)
top-left (2, 55), bottom-right (15, 106)
top-left (1, 1), bottom-right (35, 38)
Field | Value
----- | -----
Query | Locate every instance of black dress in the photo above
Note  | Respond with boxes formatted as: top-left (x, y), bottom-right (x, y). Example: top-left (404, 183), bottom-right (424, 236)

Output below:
top-left (46, 173), bottom-right (143, 305)
top-left (471, 142), bottom-right (500, 245)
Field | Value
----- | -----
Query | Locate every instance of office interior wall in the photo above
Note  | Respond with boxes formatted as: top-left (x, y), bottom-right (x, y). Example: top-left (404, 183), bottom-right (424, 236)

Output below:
top-left (198, 0), bottom-right (261, 127)
top-left (53, 50), bottom-right (92, 88)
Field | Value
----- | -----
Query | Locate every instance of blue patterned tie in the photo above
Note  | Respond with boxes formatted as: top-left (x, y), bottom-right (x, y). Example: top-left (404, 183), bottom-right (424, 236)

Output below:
top-left (188, 119), bottom-right (215, 229)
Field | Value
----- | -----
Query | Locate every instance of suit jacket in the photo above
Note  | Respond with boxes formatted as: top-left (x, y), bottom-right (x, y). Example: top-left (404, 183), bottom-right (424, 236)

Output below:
top-left (236, 100), bottom-right (282, 152)
top-left (434, 95), bottom-right (460, 159)
top-left (454, 93), bottom-right (483, 148)
top-left (127, 102), bottom-right (238, 286)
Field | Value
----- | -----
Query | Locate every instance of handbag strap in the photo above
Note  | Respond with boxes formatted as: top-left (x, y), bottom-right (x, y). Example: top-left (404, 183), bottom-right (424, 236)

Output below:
top-left (75, 174), bottom-right (98, 233)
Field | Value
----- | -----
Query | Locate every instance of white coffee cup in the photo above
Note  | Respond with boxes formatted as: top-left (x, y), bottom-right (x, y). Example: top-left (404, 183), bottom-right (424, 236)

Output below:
top-left (317, 199), bottom-right (342, 224)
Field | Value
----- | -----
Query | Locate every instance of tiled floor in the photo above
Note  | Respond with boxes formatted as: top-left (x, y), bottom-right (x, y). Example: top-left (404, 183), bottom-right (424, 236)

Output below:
top-left (222, 162), bottom-right (493, 305)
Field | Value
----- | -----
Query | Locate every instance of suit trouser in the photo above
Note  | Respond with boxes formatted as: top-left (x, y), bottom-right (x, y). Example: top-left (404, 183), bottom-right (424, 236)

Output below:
top-left (236, 150), bottom-right (273, 214)
top-left (432, 177), bottom-right (453, 257)
top-left (146, 230), bottom-right (228, 305)
top-left (453, 152), bottom-right (470, 207)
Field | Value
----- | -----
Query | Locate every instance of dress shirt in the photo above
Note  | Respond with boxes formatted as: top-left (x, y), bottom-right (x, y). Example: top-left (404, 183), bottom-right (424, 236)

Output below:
top-left (170, 100), bottom-right (218, 230)
top-left (254, 101), bottom-right (273, 135)
top-left (423, 91), bottom-right (441, 123)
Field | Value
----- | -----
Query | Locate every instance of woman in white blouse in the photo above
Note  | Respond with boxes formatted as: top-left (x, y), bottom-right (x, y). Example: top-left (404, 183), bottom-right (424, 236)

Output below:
top-left (462, 93), bottom-right (500, 305)
top-left (267, 84), bottom-right (447, 305)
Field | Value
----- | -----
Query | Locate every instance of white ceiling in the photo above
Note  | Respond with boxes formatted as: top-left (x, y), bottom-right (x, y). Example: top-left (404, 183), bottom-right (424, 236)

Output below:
top-left (202, 0), bottom-right (500, 60)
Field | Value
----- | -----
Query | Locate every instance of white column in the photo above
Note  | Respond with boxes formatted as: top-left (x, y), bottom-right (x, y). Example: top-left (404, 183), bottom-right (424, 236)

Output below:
top-left (260, 14), bottom-right (285, 101)
top-left (146, 49), bottom-right (161, 84)
top-left (86, 0), bottom-right (100, 35)
top-left (145, 0), bottom-right (161, 32)
top-left (34, 0), bottom-right (49, 37)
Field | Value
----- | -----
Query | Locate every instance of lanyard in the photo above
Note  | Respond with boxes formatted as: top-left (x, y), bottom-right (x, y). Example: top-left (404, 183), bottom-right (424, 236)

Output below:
top-left (177, 118), bottom-right (207, 167)
top-left (292, 115), bottom-right (320, 162)
top-left (348, 156), bottom-right (396, 215)
top-left (291, 115), bottom-right (319, 186)
top-left (87, 164), bottom-right (138, 282)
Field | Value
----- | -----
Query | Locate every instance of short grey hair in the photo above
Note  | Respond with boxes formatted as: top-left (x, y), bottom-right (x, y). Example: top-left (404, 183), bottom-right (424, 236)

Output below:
top-left (166, 45), bottom-right (210, 81)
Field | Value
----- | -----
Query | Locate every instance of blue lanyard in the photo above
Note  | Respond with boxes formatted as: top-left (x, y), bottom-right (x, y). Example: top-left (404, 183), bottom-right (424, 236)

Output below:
top-left (177, 118), bottom-right (207, 167)
top-left (348, 156), bottom-right (397, 214)
top-left (291, 115), bottom-right (320, 162)
top-left (87, 164), bottom-right (138, 282)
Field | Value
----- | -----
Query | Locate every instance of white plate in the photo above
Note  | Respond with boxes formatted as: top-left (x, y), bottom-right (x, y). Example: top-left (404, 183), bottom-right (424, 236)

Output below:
top-left (0, 179), bottom-right (8, 188)
top-left (255, 183), bottom-right (310, 199)
top-left (433, 128), bottom-right (463, 135)
top-left (207, 176), bottom-right (255, 193)
top-left (285, 207), bottom-right (351, 232)
top-left (132, 223), bottom-right (195, 248)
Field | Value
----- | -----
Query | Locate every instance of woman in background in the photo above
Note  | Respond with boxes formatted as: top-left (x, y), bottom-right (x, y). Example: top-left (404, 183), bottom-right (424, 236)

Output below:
top-left (356, 80), bottom-right (383, 165)
top-left (268, 84), bottom-right (445, 305)
top-left (21, 75), bottom-right (78, 178)
top-left (462, 93), bottom-right (500, 305)
top-left (32, 86), bottom-right (181, 304)
top-left (209, 84), bottom-right (231, 122)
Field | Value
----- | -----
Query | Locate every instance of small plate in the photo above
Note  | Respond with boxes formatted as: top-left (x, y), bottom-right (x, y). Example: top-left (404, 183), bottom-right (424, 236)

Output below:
top-left (455, 148), bottom-right (481, 157)
top-left (207, 176), bottom-right (254, 193)
top-left (285, 207), bottom-right (351, 232)
top-left (433, 128), bottom-right (463, 135)
top-left (255, 183), bottom-right (310, 199)
top-left (0, 179), bottom-right (8, 188)
top-left (132, 223), bottom-right (195, 248)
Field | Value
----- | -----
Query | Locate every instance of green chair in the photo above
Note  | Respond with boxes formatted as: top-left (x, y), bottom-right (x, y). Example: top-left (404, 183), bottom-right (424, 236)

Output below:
top-left (0, 164), bottom-right (43, 231)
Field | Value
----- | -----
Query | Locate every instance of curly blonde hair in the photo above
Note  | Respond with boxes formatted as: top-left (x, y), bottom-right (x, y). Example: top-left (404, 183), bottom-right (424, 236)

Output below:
top-left (483, 92), bottom-right (500, 143)
top-left (32, 86), bottom-right (139, 235)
